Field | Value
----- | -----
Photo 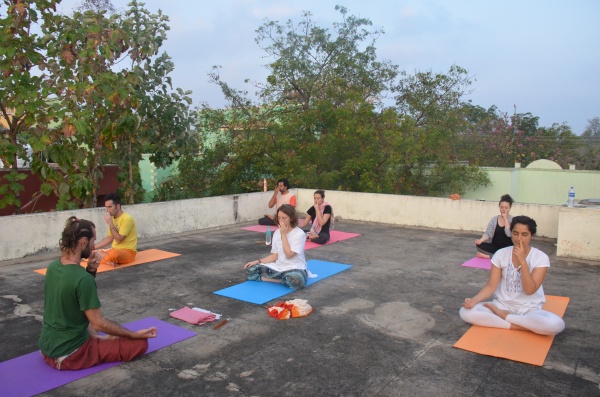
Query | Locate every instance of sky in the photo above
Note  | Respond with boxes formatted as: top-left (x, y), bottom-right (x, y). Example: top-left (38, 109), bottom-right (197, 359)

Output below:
top-left (56, 0), bottom-right (600, 134)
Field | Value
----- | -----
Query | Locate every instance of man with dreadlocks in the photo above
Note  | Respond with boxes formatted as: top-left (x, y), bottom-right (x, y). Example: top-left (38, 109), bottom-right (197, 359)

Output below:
top-left (39, 216), bottom-right (157, 370)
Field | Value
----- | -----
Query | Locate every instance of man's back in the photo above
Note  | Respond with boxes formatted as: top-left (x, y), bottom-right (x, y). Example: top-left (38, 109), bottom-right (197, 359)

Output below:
top-left (39, 260), bottom-right (101, 358)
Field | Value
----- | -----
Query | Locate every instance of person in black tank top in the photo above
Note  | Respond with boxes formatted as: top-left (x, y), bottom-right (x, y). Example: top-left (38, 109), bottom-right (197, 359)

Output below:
top-left (298, 190), bottom-right (333, 245)
top-left (475, 194), bottom-right (514, 258)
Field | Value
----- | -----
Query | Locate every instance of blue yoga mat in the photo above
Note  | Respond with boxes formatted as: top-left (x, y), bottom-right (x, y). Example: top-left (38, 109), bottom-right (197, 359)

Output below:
top-left (0, 317), bottom-right (196, 397)
top-left (214, 260), bottom-right (352, 304)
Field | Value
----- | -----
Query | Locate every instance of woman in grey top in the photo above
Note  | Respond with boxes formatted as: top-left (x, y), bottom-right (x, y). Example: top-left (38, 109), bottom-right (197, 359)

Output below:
top-left (474, 194), bottom-right (514, 259)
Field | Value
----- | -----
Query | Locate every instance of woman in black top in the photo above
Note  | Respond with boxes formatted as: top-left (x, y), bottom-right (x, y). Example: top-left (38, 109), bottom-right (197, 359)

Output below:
top-left (474, 194), bottom-right (514, 258)
top-left (299, 190), bottom-right (332, 245)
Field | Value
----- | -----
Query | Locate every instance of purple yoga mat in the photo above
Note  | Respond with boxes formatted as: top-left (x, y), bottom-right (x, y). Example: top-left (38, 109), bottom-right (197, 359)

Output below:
top-left (0, 317), bottom-right (196, 397)
top-left (461, 257), bottom-right (492, 270)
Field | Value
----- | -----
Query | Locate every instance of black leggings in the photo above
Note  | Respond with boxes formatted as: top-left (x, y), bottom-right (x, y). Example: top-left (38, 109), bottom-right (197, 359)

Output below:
top-left (309, 232), bottom-right (330, 245)
top-left (258, 217), bottom-right (276, 226)
top-left (476, 242), bottom-right (510, 256)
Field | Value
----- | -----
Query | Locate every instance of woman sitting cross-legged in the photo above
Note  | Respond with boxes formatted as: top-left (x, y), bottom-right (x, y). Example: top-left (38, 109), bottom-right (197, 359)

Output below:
top-left (460, 215), bottom-right (565, 336)
top-left (474, 194), bottom-right (514, 259)
top-left (298, 190), bottom-right (332, 245)
top-left (244, 204), bottom-right (308, 290)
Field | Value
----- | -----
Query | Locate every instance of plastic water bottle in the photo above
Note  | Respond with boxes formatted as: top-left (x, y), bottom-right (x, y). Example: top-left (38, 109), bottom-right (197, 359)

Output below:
top-left (567, 186), bottom-right (575, 208)
top-left (265, 226), bottom-right (272, 245)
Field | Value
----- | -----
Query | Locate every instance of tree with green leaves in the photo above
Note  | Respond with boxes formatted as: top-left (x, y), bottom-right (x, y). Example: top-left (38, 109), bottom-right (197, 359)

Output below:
top-left (392, 65), bottom-right (489, 195)
top-left (574, 117), bottom-right (600, 170)
top-left (162, 7), bottom-right (488, 200)
top-left (75, 0), bottom-right (117, 14)
top-left (113, 3), bottom-right (196, 203)
top-left (1, 0), bottom-right (195, 212)
top-left (254, 6), bottom-right (398, 110)
top-left (582, 117), bottom-right (600, 139)
top-left (456, 106), bottom-right (579, 168)
top-left (0, 0), bottom-right (61, 212)
top-left (188, 6), bottom-right (401, 196)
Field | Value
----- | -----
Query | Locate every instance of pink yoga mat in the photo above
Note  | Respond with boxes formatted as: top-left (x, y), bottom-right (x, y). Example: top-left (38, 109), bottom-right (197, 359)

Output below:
top-left (461, 257), bottom-right (492, 270)
top-left (242, 226), bottom-right (361, 250)
top-left (242, 225), bottom-right (279, 233)
top-left (304, 231), bottom-right (361, 249)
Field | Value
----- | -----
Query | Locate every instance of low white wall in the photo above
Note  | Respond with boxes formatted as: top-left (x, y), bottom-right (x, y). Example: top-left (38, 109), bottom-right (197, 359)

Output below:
top-left (556, 207), bottom-right (600, 261)
top-left (0, 192), bottom-right (277, 262)
top-left (0, 189), bottom-right (598, 262)
top-left (296, 189), bottom-right (599, 262)
top-left (296, 189), bottom-right (560, 238)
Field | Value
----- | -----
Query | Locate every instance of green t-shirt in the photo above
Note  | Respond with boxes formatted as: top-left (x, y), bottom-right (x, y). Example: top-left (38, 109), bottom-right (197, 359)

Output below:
top-left (39, 259), bottom-right (101, 358)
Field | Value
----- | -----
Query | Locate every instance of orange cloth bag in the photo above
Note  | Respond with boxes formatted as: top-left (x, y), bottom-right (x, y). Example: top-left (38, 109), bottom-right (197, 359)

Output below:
top-left (267, 299), bottom-right (313, 320)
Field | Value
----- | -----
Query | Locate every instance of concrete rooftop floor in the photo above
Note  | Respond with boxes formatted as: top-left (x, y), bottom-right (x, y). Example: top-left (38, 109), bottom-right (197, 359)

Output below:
top-left (0, 220), bottom-right (599, 397)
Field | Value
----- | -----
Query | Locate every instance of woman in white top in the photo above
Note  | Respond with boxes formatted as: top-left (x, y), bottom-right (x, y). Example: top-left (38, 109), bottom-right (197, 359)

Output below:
top-left (460, 216), bottom-right (565, 335)
top-left (245, 204), bottom-right (308, 290)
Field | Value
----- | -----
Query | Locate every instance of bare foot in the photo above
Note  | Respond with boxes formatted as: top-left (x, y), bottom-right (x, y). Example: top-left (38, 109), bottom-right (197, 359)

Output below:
top-left (484, 303), bottom-right (529, 332)
top-left (106, 261), bottom-right (118, 267)
top-left (483, 303), bottom-right (510, 320)
top-left (476, 252), bottom-right (491, 259)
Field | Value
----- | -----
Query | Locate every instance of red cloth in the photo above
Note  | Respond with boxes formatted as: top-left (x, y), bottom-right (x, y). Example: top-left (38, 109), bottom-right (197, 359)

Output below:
top-left (268, 303), bottom-right (291, 320)
top-left (169, 307), bottom-right (216, 325)
top-left (267, 300), bottom-right (313, 320)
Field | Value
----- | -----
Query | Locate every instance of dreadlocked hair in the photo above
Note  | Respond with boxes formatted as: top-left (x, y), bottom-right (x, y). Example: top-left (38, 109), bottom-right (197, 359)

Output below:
top-left (59, 216), bottom-right (95, 253)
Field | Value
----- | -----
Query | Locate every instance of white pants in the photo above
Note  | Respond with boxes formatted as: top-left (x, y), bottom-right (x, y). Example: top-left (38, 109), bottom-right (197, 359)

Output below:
top-left (459, 302), bottom-right (565, 336)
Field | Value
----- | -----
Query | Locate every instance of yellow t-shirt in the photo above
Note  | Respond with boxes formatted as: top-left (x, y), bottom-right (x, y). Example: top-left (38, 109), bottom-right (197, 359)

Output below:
top-left (108, 212), bottom-right (137, 252)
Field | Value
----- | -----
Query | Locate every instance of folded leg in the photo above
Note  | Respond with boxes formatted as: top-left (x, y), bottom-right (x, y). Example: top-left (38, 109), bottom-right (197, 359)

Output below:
top-left (459, 303), bottom-right (511, 329)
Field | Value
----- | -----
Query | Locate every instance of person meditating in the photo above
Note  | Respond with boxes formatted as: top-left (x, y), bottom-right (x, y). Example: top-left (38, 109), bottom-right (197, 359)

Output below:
top-left (39, 217), bottom-right (156, 370)
top-left (474, 194), bottom-right (514, 259)
top-left (245, 204), bottom-right (308, 290)
top-left (298, 189), bottom-right (333, 245)
top-left (460, 216), bottom-right (565, 336)
top-left (258, 178), bottom-right (296, 226)
top-left (94, 192), bottom-right (138, 266)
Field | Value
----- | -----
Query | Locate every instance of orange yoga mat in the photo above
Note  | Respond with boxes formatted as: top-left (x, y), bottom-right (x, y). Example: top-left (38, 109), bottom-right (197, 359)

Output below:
top-left (453, 295), bottom-right (569, 366)
top-left (34, 249), bottom-right (181, 275)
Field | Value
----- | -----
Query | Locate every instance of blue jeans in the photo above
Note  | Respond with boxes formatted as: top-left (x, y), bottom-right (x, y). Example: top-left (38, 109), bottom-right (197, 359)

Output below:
top-left (245, 264), bottom-right (308, 290)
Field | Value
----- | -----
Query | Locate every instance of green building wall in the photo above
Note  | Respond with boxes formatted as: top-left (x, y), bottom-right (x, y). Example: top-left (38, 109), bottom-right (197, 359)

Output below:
top-left (139, 154), bottom-right (177, 202)
top-left (139, 154), bottom-right (600, 206)
top-left (462, 166), bottom-right (600, 205)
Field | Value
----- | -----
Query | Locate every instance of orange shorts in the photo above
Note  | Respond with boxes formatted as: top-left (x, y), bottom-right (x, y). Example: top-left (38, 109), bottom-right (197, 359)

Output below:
top-left (100, 249), bottom-right (136, 265)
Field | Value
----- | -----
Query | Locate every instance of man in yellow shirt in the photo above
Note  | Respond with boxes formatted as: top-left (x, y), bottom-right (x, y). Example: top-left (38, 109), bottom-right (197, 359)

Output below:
top-left (94, 192), bottom-right (137, 266)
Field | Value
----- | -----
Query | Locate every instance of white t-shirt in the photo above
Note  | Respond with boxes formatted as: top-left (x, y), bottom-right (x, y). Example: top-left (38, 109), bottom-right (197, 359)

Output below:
top-left (491, 246), bottom-right (550, 313)
top-left (264, 227), bottom-right (306, 272)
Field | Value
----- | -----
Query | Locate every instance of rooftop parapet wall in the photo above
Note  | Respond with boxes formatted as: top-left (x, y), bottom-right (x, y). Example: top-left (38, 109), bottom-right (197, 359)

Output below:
top-left (556, 207), bottom-right (600, 262)
top-left (0, 190), bottom-right (598, 262)
top-left (296, 189), bottom-right (560, 238)
top-left (0, 193), bottom-right (263, 262)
